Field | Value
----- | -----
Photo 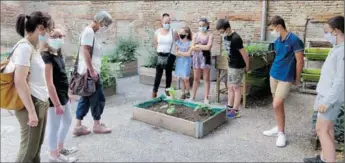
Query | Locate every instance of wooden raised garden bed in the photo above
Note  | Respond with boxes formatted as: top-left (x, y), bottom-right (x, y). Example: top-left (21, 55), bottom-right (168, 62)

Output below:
top-left (132, 95), bottom-right (227, 138)
top-left (103, 86), bottom-right (116, 97)
top-left (139, 66), bottom-right (178, 88)
top-left (139, 66), bottom-right (193, 89)
top-left (110, 60), bottom-right (138, 78)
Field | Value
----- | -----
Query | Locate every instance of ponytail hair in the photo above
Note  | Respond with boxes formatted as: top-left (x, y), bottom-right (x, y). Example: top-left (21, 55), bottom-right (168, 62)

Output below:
top-left (15, 11), bottom-right (54, 38)
top-left (15, 14), bottom-right (26, 37)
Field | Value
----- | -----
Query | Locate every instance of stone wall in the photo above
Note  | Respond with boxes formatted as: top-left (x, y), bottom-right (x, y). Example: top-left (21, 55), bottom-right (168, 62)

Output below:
top-left (1, 0), bottom-right (343, 66)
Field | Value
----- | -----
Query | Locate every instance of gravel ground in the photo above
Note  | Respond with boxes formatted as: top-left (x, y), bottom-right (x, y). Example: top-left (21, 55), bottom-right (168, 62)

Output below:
top-left (1, 76), bottom-right (324, 162)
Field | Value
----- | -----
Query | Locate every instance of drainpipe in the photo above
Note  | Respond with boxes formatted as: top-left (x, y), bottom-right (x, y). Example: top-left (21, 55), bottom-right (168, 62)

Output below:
top-left (260, 0), bottom-right (268, 41)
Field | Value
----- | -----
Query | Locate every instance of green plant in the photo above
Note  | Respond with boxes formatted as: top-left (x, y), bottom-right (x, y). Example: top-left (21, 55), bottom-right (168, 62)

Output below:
top-left (244, 43), bottom-right (270, 57)
top-left (143, 28), bottom-right (158, 68)
top-left (166, 87), bottom-right (177, 99)
top-left (101, 56), bottom-right (119, 88)
top-left (108, 36), bottom-right (140, 63)
top-left (166, 101), bottom-right (176, 115)
top-left (194, 104), bottom-right (215, 116)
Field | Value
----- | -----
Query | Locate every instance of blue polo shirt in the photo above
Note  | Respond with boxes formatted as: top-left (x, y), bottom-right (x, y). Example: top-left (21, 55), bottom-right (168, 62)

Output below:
top-left (270, 32), bottom-right (304, 82)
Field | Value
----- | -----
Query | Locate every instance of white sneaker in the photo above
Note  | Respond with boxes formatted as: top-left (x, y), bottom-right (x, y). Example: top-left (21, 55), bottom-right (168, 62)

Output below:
top-left (186, 98), bottom-right (194, 102)
top-left (263, 126), bottom-right (279, 137)
top-left (60, 147), bottom-right (78, 156)
top-left (204, 99), bottom-right (210, 105)
top-left (276, 132), bottom-right (287, 147)
top-left (49, 155), bottom-right (78, 162)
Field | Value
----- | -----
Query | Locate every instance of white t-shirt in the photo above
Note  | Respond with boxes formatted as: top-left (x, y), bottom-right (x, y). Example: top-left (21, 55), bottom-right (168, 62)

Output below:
top-left (155, 28), bottom-right (176, 54)
top-left (77, 26), bottom-right (103, 74)
top-left (4, 39), bottom-right (49, 102)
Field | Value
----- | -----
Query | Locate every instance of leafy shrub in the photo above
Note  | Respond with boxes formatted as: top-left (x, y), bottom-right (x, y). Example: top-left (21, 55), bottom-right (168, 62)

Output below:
top-left (142, 28), bottom-right (158, 68)
top-left (101, 56), bottom-right (119, 88)
top-left (108, 36), bottom-right (140, 63)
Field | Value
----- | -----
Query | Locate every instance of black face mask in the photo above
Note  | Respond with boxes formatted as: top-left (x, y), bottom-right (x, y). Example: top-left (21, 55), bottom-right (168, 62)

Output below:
top-left (179, 34), bottom-right (186, 39)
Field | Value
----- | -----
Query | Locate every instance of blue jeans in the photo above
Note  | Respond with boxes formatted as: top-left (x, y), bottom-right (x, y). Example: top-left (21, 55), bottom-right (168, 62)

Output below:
top-left (76, 78), bottom-right (105, 121)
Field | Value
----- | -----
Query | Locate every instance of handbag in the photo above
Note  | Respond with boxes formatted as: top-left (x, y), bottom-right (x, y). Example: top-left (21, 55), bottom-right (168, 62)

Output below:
top-left (69, 36), bottom-right (96, 97)
top-left (0, 39), bottom-right (31, 110)
top-left (157, 29), bottom-right (174, 67)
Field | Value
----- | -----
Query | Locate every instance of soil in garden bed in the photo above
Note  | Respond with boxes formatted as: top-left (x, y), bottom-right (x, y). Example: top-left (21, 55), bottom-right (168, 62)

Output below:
top-left (147, 101), bottom-right (211, 122)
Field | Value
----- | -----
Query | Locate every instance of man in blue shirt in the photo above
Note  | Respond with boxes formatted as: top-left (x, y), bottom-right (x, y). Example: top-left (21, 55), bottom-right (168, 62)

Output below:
top-left (263, 16), bottom-right (304, 147)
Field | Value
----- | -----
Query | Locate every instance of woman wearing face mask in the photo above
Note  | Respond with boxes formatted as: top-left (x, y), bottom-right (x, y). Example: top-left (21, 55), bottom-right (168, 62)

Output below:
top-left (72, 11), bottom-right (113, 136)
top-left (41, 28), bottom-right (78, 162)
top-left (303, 16), bottom-right (344, 163)
top-left (190, 18), bottom-right (214, 104)
top-left (151, 13), bottom-right (179, 98)
top-left (3, 11), bottom-right (53, 162)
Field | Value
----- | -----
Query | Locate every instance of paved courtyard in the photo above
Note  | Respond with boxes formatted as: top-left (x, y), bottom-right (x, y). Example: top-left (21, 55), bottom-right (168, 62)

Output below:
top-left (1, 76), bottom-right (318, 162)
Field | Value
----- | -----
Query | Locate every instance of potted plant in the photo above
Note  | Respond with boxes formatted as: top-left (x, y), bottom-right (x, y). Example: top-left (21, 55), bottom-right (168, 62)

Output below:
top-left (101, 56), bottom-right (119, 97)
top-left (244, 42), bottom-right (275, 71)
top-left (108, 36), bottom-right (140, 78)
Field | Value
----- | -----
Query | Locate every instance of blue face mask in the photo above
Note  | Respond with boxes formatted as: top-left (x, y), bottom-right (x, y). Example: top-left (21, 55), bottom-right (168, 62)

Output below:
top-left (163, 24), bottom-right (170, 30)
top-left (199, 27), bottom-right (207, 32)
top-left (48, 38), bottom-right (64, 50)
top-left (39, 33), bottom-right (48, 43)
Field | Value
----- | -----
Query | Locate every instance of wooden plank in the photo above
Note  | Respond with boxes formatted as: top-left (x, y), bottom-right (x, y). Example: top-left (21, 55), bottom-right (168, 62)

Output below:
top-left (132, 107), bottom-right (197, 137)
top-left (139, 74), bottom-right (178, 88)
top-left (216, 69), bottom-right (221, 103)
top-left (201, 109), bottom-right (227, 137)
top-left (299, 88), bottom-right (317, 94)
top-left (242, 73), bottom-right (247, 108)
top-left (103, 86), bottom-right (116, 97)
top-left (216, 55), bottom-right (228, 70)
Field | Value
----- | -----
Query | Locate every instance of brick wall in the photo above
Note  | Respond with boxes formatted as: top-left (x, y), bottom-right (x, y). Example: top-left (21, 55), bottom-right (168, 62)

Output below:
top-left (1, 1), bottom-right (344, 66)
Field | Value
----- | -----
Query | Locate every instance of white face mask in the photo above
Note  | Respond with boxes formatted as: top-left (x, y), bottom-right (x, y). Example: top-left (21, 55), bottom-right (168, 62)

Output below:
top-left (48, 38), bottom-right (64, 50)
top-left (98, 26), bottom-right (107, 33)
top-left (199, 27), bottom-right (207, 32)
top-left (324, 32), bottom-right (337, 46)
top-left (271, 30), bottom-right (280, 38)
top-left (163, 23), bottom-right (170, 30)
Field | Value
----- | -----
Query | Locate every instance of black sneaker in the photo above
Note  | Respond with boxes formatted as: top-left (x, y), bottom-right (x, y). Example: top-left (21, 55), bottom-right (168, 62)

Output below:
top-left (303, 155), bottom-right (325, 163)
top-left (185, 92), bottom-right (190, 99)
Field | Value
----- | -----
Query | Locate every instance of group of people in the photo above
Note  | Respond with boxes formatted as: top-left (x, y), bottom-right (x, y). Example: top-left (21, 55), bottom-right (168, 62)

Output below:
top-left (4, 11), bottom-right (114, 162)
top-left (152, 13), bottom-right (344, 163)
top-left (152, 13), bottom-right (249, 119)
top-left (2, 7), bottom-right (344, 163)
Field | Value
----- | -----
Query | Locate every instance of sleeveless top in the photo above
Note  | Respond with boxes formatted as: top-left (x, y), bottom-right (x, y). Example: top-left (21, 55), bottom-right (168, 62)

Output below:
top-left (192, 32), bottom-right (211, 65)
top-left (156, 28), bottom-right (176, 54)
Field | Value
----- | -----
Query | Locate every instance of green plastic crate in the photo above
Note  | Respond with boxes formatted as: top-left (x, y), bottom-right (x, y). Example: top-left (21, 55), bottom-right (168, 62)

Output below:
top-left (303, 68), bottom-right (321, 75)
top-left (304, 48), bottom-right (330, 61)
top-left (305, 53), bottom-right (328, 61)
top-left (305, 48), bottom-right (331, 54)
top-left (301, 73), bottom-right (320, 82)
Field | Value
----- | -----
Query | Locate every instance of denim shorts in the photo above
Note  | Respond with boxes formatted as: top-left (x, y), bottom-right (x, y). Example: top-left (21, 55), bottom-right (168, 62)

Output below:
top-left (314, 94), bottom-right (342, 121)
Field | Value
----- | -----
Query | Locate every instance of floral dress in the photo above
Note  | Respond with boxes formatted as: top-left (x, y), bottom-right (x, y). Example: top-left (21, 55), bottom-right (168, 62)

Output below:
top-left (192, 32), bottom-right (211, 69)
top-left (174, 40), bottom-right (192, 79)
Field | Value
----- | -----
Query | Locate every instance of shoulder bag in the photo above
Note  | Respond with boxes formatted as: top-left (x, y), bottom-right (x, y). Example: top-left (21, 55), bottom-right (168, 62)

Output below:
top-left (69, 36), bottom-right (96, 97)
top-left (157, 29), bottom-right (174, 67)
top-left (0, 39), bottom-right (32, 110)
